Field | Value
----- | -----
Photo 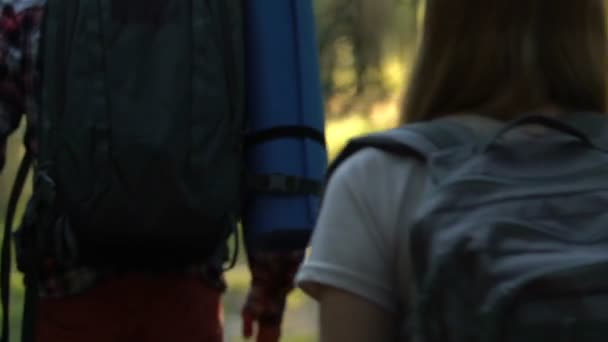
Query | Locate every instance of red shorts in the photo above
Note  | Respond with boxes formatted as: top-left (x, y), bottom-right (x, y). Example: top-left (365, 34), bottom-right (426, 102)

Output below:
top-left (36, 274), bottom-right (223, 342)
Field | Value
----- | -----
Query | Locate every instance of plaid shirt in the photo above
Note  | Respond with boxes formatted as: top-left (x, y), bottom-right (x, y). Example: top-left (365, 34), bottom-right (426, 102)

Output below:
top-left (0, 0), bottom-right (40, 169)
top-left (0, 1), bottom-right (304, 317)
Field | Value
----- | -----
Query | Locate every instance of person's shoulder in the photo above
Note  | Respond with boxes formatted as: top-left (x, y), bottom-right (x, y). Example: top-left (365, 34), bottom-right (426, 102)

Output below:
top-left (338, 146), bottom-right (422, 169)
top-left (330, 146), bottom-right (426, 190)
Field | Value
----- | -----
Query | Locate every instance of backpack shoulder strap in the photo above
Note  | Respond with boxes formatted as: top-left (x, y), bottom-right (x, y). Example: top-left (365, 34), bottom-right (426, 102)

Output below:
top-left (1, 150), bottom-right (33, 342)
top-left (327, 120), bottom-right (474, 180)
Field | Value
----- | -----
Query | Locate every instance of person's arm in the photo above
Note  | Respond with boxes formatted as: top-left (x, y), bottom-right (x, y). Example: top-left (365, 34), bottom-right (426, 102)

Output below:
top-left (318, 284), bottom-right (399, 342)
top-left (241, 248), bottom-right (305, 342)
top-left (0, 14), bottom-right (25, 171)
top-left (297, 149), bottom-right (422, 341)
top-left (0, 3), bottom-right (41, 172)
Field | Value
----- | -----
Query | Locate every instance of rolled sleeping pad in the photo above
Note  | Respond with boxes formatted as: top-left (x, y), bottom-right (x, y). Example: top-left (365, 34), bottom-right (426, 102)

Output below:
top-left (243, 0), bottom-right (328, 251)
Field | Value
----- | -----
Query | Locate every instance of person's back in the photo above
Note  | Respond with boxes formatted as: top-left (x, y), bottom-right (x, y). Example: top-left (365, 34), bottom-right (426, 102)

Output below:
top-left (0, 1), bottom-right (311, 342)
top-left (296, 0), bottom-right (608, 341)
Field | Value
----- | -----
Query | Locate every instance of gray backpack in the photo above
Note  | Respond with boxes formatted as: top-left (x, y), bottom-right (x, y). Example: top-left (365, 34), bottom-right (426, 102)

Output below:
top-left (330, 113), bottom-right (608, 342)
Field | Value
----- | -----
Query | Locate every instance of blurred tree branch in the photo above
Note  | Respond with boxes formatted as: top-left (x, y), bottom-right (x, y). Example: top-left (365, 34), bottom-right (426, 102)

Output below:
top-left (315, 0), bottom-right (423, 117)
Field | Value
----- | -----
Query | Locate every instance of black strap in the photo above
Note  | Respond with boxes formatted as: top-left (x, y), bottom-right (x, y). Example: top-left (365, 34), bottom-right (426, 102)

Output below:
top-left (246, 125), bottom-right (326, 147)
top-left (248, 173), bottom-right (323, 196)
top-left (20, 267), bottom-right (39, 342)
top-left (1, 150), bottom-right (33, 342)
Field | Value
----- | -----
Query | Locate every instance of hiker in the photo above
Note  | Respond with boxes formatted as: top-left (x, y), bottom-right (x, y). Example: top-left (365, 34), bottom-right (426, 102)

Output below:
top-left (0, 1), bottom-right (310, 342)
top-left (296, 0), bottom-right (608, 341)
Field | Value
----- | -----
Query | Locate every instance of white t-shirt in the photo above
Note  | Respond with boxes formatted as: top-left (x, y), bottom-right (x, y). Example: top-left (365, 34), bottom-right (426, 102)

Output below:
top-left (296, 147), bottom-right (428, 337)
top-left (295, 115), bottom-right (504, 338)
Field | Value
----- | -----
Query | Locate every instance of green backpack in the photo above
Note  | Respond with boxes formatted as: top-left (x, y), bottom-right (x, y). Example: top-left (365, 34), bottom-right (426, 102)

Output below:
top-left (12, 0), bottom-right (245, 271)
top-left (3, 1), bottom-right (246, 341)
top-left (2, 1), bottom-right (246, 341)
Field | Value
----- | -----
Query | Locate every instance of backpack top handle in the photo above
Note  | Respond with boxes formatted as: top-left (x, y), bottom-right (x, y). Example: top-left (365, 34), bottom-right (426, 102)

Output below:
top-left (482, 113), bottom-right (608, 153)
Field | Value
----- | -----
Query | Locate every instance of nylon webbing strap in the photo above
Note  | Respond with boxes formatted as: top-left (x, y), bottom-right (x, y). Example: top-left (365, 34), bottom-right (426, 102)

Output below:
top-left (246, 125), bottom-right (326, 147)
top-left (1, 151), bottom-right (33, 342)
top-left (20, 264), bottom-right (39, 342)
top-left (248, 173), bottom-right (323, 196)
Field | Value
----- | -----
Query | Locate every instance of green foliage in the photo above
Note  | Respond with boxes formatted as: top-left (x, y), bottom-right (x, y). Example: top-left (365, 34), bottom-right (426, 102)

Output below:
top-left (314, 0), bottom-right (422, 107)
top-left (0, 120), bottom-right (32, 226)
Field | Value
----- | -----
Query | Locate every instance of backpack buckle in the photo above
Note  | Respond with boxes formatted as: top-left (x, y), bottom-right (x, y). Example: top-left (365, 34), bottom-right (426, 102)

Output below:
top-left (267, 174), bottom-right (290, 193)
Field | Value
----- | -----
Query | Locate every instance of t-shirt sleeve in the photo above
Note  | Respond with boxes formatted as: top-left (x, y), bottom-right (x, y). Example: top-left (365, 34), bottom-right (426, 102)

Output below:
top-left (296, 149), bottom-right (421, 313)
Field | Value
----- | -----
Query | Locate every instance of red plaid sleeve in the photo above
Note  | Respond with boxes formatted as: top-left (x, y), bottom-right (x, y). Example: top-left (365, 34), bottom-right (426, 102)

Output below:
top-left (243, 249), bottom-right (306, 325)
top-left (0, 2), bottom-right (43, 172)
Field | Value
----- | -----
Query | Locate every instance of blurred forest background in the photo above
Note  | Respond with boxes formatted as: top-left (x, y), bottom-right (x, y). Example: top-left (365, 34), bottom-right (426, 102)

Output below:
top-left (0, 0), bottom-right (424, 341)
